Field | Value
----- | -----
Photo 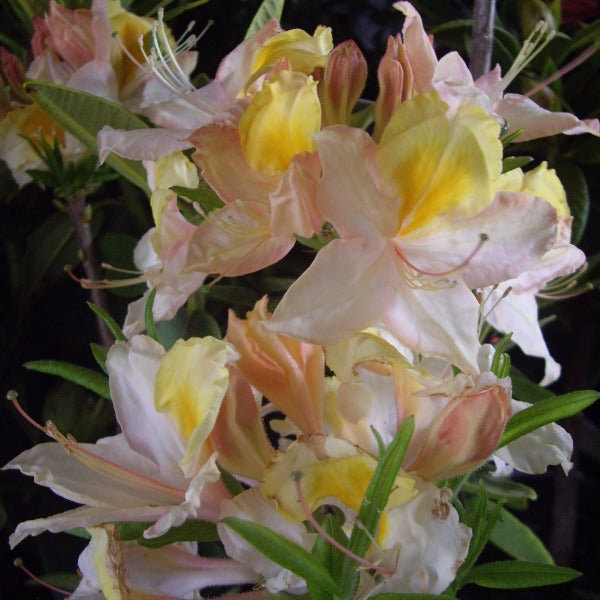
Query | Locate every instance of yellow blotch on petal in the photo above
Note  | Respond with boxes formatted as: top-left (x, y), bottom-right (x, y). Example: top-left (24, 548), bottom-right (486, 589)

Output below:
top-left (262, 436), bottom-right (417, 544)
top-left (20, 105), bottom-right (65, 146)
top-left (108, 1), bottom-right (153, 93)
top-left (240, 70), bottom-right (321, 175)
top-left (252, 26), bottom-right (333, 76)
top-left (154, 337), bottom-right (238, 447)
top-left (376, 92), bottom-right (502, 237)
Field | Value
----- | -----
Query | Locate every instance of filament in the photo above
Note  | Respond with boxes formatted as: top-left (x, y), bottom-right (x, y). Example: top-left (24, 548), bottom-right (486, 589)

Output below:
top-left (13, 559), bottom-right (70, 596)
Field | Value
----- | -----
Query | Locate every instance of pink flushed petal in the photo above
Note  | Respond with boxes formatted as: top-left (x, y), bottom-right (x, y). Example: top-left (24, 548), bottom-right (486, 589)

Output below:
top-left (270, 151), bottom-right (323, 238)
top-left (395, 1), bottom-right (437, 93)
top-left (399, 192), bottom-right (558, 290)
top-left (316, 126), bottom-right (399, 238)
top-left (474, 64), bottom-right (502, 97)
top-left (188, 123), bottom-right (277, 205)
top-left (486, 288), bottom-right (561, 386)
top-left (269, 237), bottom-right (398, 345)
top-left (98, 126), bottom-right (194, 162)
top-left (186, 202), bottom-right (295, 277)
top-left (383, 273), bottom-right (481, 374)
top-left (497, 93), bottom-right (600, 142)
top-left (8, 505), bottom-right (184, 549)
top-left (115, 544), bottom-right (258, 596)
top-left (3, 438), bottom-right (184, 511)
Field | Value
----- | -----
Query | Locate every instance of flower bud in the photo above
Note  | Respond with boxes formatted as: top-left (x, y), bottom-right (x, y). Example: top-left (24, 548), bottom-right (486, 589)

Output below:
top-left (319, 40), bottom-right (367, 126)
top-left (226, 296), bottom-right (324, 434)
top-left (406, 384), bottom-right (511, 481)
top-left (373, 35), bottom-right (414, 142)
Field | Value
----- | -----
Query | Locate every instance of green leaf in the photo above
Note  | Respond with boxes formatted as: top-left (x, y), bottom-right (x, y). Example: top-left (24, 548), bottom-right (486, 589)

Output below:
top-left (499, 390), bottom-right (600, 447)
top-left (463, 476), bottom-right (537, 502)
top-left (171, 184), bottom-right (225, 213)
top-left (24, 360), bottom-right (110, 400)
top-left (113, 520), bottom-right (219, 546)
top-left (164, 0), bottom-right (209, 20)
top-left (218, 464), bottom-right (245, 496)
top-left (24, 82), bottom-right (150, 194)
top-left (339, 417), bottom-right (415, 598)
top-left (245, 0), bottom-right (285, 39)
top-left (349, 102), bottom-right (375, 130)
top-left (490, 508), bottom-right (553, 564)
top-left (203, 284), bottom-right (259, 308)
top-left (308, 515), bottom-right (347, 600)
top-left (145, 287), bottom-right (159, 342)
top-left (502, 156), bottom-right (533, 173)
top-left (89, 342), bottom-right (108, 374)
top-left (87, 302), bottom-right (127, 341)
top-left (26, 572), bottom-right (81, 592)
top-left (556, 162), bottom-right (590, 245)
top-left (463, 560), bottom-right (580, 589)
top-left (510, 367), bottom-right (555, 404)
top-left (222, 517), bottom-right (341, 597)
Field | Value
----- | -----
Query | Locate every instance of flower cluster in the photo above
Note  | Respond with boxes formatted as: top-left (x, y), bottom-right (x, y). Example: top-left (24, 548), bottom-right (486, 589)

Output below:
top-left (2, 0), bottom-right (598, 598)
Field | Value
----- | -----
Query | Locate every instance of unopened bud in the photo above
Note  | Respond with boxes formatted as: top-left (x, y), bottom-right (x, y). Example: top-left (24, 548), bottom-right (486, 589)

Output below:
top-left (319, 40), bottom-right (367, 126)
top-left (373, 35), bottom-right (414, 142)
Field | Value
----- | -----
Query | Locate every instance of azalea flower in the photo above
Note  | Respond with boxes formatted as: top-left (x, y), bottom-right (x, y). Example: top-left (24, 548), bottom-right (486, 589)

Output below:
top-left (183, 68), bottom-right (324, 277)
top-left (389, 2), bottom-right (599, 141)
top-left (98, 19), bottom-right (333, 162)
top-left (4, 335), bottom-right (238, 547)
top-left (269, 92), bottom-right (558, 372)
top-left (220, 435), bottom-right (471, 596)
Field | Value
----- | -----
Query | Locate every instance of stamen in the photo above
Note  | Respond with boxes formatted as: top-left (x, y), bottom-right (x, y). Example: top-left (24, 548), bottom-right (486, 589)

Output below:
top-left (8, 391), bottom-right (185, 501)
top-left (14, 558), bottom-right (70, 596)
top-left (65, 265), bottom-right (148, 290)
top-left (536, 263), bottom-right (592, 300)
top-left (292, 472), bottom-right (394, 576)
top-left (492, 20), bottom-right (556, 101)
top-left (101, 262), bottom-right (143, 276)
top-left (396, 233), bottom-right (488, 278)
top-left (480, 285), bottom-right (512, 325)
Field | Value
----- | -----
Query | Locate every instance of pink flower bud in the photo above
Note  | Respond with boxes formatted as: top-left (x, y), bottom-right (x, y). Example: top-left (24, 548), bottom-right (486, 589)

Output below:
top-left (406, 385), bottom-right (511, 481)
top-left (226, 296), bottom-right (324, 434)
top-left (319, 40), bottom-right (367, 126)
top-left (373, 35), bottom-right (414, 141)
top-left (44, 0), bottom-right (95, 69)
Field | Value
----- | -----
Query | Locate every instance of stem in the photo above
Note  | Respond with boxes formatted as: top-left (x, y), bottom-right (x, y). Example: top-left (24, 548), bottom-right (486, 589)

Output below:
top-left (66, 190), bottom-right (112, 348)
top-left (470, 0), bottom-right (497, 79)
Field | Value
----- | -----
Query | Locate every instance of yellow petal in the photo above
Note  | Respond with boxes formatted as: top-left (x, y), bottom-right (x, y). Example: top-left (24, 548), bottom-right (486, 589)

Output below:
top-left (376, 92), bottom-right (502, 236)
top-left (522, 161), bottom-right (569, 217)
top-left (240, 70), bottom-right (321, 175)
top-left (154, 337), bottom-right (238, 474)
top-left (88, 525), bottom-right (128, 600)
top-left (252, 26), bottom-right (333, 75)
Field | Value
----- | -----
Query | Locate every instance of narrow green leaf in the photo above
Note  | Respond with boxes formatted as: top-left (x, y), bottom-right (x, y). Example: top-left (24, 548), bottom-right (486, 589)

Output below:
top-left (24, 82), bottom-right (150, 194)
top-left (245, 0), bottom-right (285, 39)
top-left (171, 184), bottom-right (225, 213)
top-left (339, 417), bottom-right (415, 598)
top-left (164, 0), bottom-right (210, 20)
top-left (463, 560), bottom-right (580, 589)
top-left (145, 287), bottom-right (159, 341)
top-left (502, 156), bottom-right (533, 173)
top-left (490, 333), bottom-right (512, 376)
top-left (138, 520), bottom-right (220, 548)
top-left (218, 464), bottom-right (245, 496)
top-left (499, 390), bottom-right (600, 447)
top-left (24, 360), bottom-right (110, 400)
top-left (29, 572), bottom-right (80, 592)
top-left (490, 508), bottom-right (553, 564)
top-left (222, 517), bottom-right (341, 596)
top-left (510, 367), bottom-right (555, 404)
top-left (308, 515), bottom-right (347, 600)
top-left (463, 476), bottom-right (537, 502)
top-left (349, 102), bottom-right (375, 130)
top-left (87, 302), bottom-right (127, 341)
top-left (89, 342), bottom-right (108, 374)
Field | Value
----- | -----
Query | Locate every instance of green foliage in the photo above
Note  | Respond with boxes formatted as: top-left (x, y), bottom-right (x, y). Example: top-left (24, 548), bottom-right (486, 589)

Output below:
top-left (246, 0), bottom-right (285, 39)
top-left (87, 302), bottom-right (127, 341)
top-left (489, 508), bottom-right (554, 563)
top-left (557, 162), bottom-right (590, 244)
top-left (462, 560), bottom-right (580, 589)
top-left (25, 82), bottom-right (150, 194)
top-left (24, 359), bottom-right (110, 400)
top-left (499, 390), bottom-right (600, 447)
top-left (144, 287), bottom-right (160, 342)
top-left (113, 519), bottom-right (220, 546)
